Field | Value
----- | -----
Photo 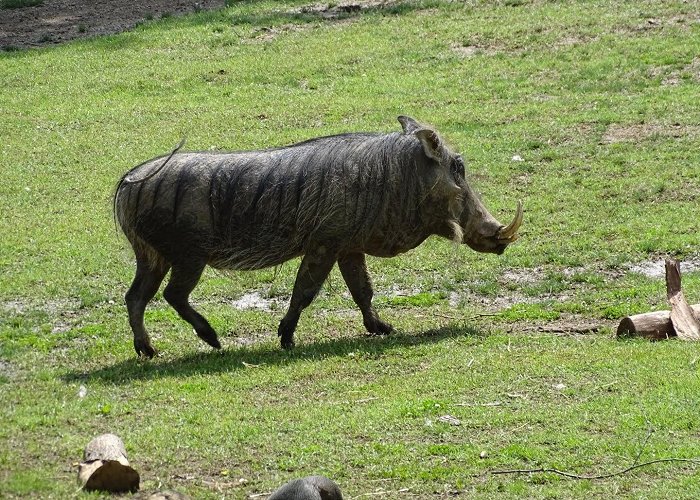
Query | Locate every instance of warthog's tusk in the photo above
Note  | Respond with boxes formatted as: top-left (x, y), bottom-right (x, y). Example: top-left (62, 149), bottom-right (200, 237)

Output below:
top-left (499, 201), bottom-right (523, 240)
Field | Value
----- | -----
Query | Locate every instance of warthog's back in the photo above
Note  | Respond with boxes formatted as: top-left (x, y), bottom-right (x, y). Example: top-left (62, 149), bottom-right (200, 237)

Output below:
top-left (115, 132), bottom-right (428, 270)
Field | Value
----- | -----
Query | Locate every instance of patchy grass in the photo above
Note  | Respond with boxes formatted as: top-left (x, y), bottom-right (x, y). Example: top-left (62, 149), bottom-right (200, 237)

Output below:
top-left (0, 0), bottom-right (42, 8)
top-left (2, 0), bottom-right (700, 498)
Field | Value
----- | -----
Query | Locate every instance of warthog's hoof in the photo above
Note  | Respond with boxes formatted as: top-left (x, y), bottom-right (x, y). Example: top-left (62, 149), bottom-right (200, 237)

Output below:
top-left (205, 336), bottom-right (222, 350)
top-left (277, 317), bottom-right (297, 349)
top-left (134, 340), bottom-right (157, 359)
top-left (280, 336), bottom-right (295, 350)
top-left (195, 328), bottom-right (221, 349)
top-left (365, 318), bottom-right (394, 336)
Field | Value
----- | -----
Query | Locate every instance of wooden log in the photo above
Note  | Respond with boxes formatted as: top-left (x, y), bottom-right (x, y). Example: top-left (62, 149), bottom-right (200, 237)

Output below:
top-left (78, 434), bottom-right (139, 493)
top-left (617, 259), bottom-right (700, 340)
top-left (617, 310), bottom-right (678, 339)
top-left (666, 258), bottom-right (700, 340)
top-left (617, 306), bottom-right (700, 339)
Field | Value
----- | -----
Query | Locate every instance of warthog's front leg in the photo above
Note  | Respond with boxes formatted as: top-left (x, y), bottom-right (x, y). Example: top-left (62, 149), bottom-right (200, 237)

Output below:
top-left (278, 249), bottom-right (336, 349)
top-left (338, 252), bottom-right (393, 336)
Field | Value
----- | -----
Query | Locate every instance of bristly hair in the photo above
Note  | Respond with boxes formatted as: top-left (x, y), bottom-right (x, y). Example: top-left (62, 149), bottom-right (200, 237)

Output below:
top-left (114, 129), bottom-right (463, 271)
top-left (448, 194), bottom-right (465, 244)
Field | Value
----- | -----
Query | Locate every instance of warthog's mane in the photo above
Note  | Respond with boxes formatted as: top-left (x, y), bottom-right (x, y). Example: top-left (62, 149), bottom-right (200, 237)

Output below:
top-left (115, 131), bottom-right (464, 270)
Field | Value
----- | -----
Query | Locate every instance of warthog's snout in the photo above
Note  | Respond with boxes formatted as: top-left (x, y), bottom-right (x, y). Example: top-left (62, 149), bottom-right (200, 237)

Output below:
top-left (462, 201), bottom-right (523, 255)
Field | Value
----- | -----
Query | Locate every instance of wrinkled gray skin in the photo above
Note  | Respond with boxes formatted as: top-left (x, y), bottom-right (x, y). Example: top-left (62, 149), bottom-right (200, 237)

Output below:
top-left (267, 476), bottom-right (342, 500)
top-left (114, 116), bottom-right (522, 357)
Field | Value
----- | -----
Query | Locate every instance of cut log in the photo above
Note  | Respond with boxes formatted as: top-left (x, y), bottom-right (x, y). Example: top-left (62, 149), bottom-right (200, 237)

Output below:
top-left (617, 311), bottom-right (672, 340)
top-left (83, 433), bottom-right (129, 463)
top-left (78, 434), bottom-right (139, 493)
top-left (666, 258), bottom-right (700, 340)
top-left (617, 257), bottom-right (700, 340)
top-left (616, 307), bottom-right (700, 339)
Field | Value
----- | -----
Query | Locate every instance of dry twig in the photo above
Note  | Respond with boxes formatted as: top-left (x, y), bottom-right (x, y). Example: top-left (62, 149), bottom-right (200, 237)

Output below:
top-left (350, 488), bottom-right (411, 498)
top-left (489, 457), bottom-right (700, 480)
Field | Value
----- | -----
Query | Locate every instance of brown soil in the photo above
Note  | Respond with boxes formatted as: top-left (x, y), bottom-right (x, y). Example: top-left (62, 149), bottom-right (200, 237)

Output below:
top-left (600, 123), bottom-right (700, 144)
top-left (0, 0), bottom-right (226, 49)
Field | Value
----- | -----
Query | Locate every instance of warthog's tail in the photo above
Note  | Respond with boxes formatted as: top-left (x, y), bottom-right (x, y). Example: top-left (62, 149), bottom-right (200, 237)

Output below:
top-left (112, 138), bottom-right (186, 233)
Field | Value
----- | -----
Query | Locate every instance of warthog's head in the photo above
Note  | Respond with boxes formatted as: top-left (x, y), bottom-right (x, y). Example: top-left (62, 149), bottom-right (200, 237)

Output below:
top-left (399, 116), bottom-right (523, 255)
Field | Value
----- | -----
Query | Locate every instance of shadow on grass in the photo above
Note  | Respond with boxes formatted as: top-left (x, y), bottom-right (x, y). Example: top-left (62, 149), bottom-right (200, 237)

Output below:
top-left (1, 0), bottom-right (443, 54)
top-left (62, 323), bottom-right (488, 383)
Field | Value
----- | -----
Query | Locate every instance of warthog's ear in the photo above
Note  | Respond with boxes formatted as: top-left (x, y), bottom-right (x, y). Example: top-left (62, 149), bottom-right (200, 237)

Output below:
top-left (414, 129), bottom-right (443, 161)
top-left (398, 115), bottom-right (421, 134)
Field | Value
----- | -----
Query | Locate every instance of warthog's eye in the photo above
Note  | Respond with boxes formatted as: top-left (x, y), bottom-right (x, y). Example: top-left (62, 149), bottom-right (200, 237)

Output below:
top-left (451, 155), bottom-right (465, 179)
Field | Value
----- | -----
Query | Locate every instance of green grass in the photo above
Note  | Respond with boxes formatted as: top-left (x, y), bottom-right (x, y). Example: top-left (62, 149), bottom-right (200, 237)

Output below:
top-left (2, 0), bottom-right (700, 497)
top-left (0, 0), bottom-right (42, 8)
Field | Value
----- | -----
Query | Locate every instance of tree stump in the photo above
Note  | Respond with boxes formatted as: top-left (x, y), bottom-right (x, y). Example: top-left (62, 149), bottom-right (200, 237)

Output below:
top-left (78, 434), bottom-right (140, 493)
top-left (666, 259), bottom-right (700, 340)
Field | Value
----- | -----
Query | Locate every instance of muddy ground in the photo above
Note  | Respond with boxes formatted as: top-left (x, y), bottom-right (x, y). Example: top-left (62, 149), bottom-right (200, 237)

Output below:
top-left (0, 0), bottom-right (226, 49)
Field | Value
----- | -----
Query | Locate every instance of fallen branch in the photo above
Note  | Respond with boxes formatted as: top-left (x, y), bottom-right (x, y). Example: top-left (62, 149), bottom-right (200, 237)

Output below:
top-left (489, 457), bottom-right (700, 480)
top-left (350, 488), bottom-right (411, 499)
top-left (534, 325), bottom-right (600, 335)
top-left (412, 312), bottom-right (498, 321)
top-left (455, 401), bottom-right (503, 407)
top-left (329, 397), bottom-right (379, 406)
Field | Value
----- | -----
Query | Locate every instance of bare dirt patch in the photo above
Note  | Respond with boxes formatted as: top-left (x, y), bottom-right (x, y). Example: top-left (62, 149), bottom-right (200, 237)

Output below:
top-left (600, 123), bottom-right (699, 144)
top-left (648, 57), bottom-right (700, 86)
top-left (449, 43), bottom-right (499, 58)
top-left (294, 0), bottom-right (393, 19)
top-left (627, 256), bottom-right (700, 279)
top-left (0, 359), bottom-right (17, 380)
top-left (247, 1), bottom-right (404, 42)
top-left (225, 291), bottom-right (287, 311)
top-left (246, 23), bottom-right (307, 43)
top-left (554, 34), bottom-right (597, 48)
top-left (1, 0), bottom-right (410, 49)
top-left (0, 0), bottom-right (225, 49)
top-left (515, 315), bottom-right (613, 336)
top-left (686, 57), bottom-right (700, 82)
top-left (1, 297), bottom-right (80, 316)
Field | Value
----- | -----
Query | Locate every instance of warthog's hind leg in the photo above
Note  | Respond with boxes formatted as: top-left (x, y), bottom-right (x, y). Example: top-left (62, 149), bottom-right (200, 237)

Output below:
top-left (163, 260), bottom-right (221, 350)
top-left (338, 252), bottom-right (393, 335)
top-left (278, 250), bottom-right (336, 349)
top-left (125, 257), bottom-right (170, 358)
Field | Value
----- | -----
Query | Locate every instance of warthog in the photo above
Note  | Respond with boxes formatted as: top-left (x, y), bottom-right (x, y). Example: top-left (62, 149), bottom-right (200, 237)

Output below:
top-left (114, 116), bottom-right (522, 356)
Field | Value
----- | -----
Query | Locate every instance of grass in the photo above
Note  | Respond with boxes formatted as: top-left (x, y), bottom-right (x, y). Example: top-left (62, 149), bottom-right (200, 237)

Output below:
top-left (2, 0), bottom-right (700, 498)
top-left (0, 0), bottom-right (42, 8)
